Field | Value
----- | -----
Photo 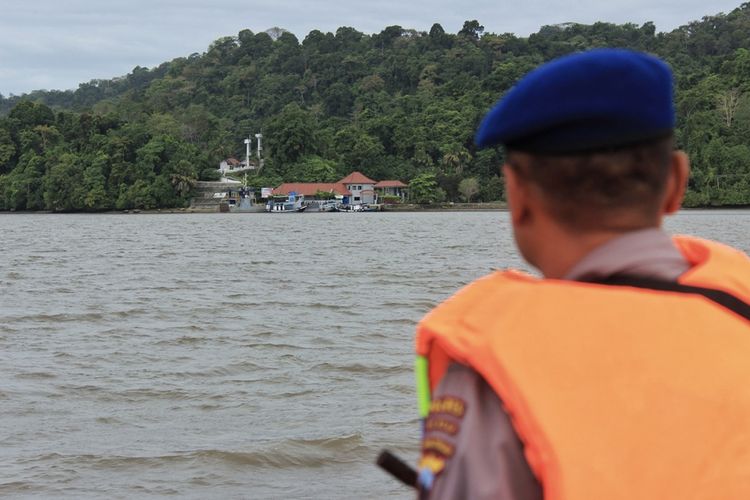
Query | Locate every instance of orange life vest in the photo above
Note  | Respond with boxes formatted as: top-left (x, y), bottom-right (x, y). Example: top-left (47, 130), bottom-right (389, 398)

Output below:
top-left (416, 236), bottom-right (750, 499)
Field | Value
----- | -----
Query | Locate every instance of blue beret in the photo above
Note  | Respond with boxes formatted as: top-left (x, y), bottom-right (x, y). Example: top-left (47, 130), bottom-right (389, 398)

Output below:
top-left (475, 48), bottom-right (675, 153)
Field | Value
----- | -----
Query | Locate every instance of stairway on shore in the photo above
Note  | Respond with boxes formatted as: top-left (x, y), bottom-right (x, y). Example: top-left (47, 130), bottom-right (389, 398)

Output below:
top-left (189, 181), bottom-right (241, 212)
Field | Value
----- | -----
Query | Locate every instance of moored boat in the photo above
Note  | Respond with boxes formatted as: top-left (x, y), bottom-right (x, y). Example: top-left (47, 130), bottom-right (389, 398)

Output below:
top-left (265, 192), bottom-right (308, 213)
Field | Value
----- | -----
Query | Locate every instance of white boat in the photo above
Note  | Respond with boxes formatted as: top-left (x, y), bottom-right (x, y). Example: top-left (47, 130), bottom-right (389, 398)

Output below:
top-left (265, 192), bottom-right (308, 213)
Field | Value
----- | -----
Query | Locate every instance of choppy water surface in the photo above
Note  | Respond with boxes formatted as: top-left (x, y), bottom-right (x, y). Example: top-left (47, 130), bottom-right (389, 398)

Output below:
top-left (1, 210), bottom-right (748, 499)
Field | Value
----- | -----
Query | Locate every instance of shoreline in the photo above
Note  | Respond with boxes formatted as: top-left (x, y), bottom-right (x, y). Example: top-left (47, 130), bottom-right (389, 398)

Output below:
top-left (1, 204), bottom-right (749, 215)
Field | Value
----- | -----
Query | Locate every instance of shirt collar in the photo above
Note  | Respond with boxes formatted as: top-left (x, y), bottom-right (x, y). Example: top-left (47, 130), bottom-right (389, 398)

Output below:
top-left (564, 228), bottom-right (690, 282)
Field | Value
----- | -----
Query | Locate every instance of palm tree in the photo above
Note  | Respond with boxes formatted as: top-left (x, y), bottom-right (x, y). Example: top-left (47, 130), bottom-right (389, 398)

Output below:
top-left (171, 173), bottom-right (197, 197)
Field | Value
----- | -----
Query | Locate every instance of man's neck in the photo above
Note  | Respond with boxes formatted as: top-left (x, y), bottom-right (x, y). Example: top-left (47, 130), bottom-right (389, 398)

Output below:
top-left (529, 223), bottom-right (628, 279)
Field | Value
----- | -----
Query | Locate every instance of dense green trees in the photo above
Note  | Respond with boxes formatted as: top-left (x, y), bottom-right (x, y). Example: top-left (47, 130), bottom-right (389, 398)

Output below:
top-left (0, 102), bottom-right (201, 211)
top-left (409, 172), bottom-right (446, 204)
top-left (1, 4), bottom-right (750, 210)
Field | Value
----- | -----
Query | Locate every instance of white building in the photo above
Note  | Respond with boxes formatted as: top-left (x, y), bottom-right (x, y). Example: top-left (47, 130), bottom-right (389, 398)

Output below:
top-left (339, 172), bottom-right (377, 205)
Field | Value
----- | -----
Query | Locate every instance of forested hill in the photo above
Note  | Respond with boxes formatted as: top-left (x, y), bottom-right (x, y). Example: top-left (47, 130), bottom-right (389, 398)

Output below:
top-left (1, 4), bottom-right (750, 211)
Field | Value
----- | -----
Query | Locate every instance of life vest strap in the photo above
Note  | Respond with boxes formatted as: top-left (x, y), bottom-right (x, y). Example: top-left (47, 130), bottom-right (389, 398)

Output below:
top-left (588, 275), bottom-right (750, 321)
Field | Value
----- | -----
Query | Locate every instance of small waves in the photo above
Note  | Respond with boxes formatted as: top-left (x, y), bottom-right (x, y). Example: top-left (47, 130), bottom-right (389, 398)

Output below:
top-left (152, 334), bottom-right (213, 346)
top-left (306, 302), bottom-right (353, 311)
top-left (266, 388), bottom-right (318, 399)
top-left (14, 371), bottom-right (57, 380)
top-left (240, 341), bottom-right (301, 349)
top-left (4, 312), bottom-right (106, 323)
top-left (378, 317), bottom-right (417, 327)
top-left (3, 309), bottom-right (151, 324)
top-left (18, 434), bottom-right (370, 470)
top-left (382, 300), bottom-right (437, 309)
top-left (167, 361), bottom-right (272, 378)
top-left (311, 362), bottom-right (412, 375)
top-left (49, 384), bottom-right (231, 404)
top-left (95, 416), bottom-right (123, 425)
top-left (193, 434), bottom-right (370, 468)
top-left (179, 442), bottom-right (368, 468)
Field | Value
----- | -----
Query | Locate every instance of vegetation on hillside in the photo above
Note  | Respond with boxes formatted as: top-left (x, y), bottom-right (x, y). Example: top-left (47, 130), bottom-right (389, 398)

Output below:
top-left (1, 4), bottom-right (749, 211)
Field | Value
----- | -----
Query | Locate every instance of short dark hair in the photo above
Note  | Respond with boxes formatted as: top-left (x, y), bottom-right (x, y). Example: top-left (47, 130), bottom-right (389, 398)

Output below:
top-left (506, 135), bottom-right (674, 231)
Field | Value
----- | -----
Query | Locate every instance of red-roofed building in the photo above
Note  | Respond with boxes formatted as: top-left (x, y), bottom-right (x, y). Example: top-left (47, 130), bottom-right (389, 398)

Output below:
top-left (269, 172), bottom-right (408, 205)
top-left (272, 182), bottom-right (350, 197)
top-left (338, 172), bottom-right (376, 185)
top-left (375, 180), bottom-right (408, 201)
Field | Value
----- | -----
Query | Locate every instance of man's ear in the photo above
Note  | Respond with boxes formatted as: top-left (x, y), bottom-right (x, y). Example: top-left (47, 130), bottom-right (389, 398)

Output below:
top-left (504, 164), bottom-right (529, 226)
top-left (662, 151), bottom-right (690, 215)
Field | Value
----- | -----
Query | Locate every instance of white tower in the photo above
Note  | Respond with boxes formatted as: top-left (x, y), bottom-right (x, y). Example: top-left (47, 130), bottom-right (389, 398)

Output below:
top-left (255, 133), bottom-right (263, 160)
top-left (244, 136), bottom-right (252, 169)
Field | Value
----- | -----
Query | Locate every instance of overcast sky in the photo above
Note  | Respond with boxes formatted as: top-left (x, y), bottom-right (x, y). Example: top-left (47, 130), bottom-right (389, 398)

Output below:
top-left (0, 0), bottom-right (743, 96)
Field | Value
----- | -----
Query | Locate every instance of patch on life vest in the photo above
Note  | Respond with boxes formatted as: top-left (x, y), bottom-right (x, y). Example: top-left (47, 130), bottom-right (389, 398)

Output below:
top-left (422, 437), bottom-right (455, 458)
top-left (429, 396), bottom-right (466, 418)
top-left (425, 417), bottom-right (459, 435)
top-left (419, 453), bottom-right (446, 476)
